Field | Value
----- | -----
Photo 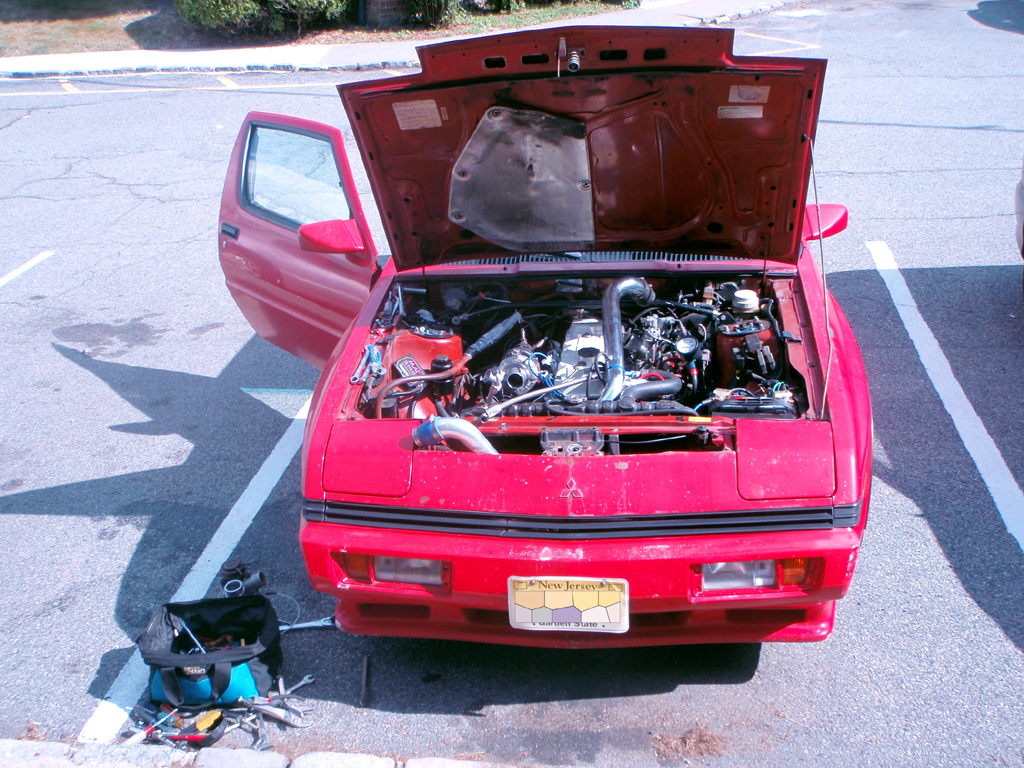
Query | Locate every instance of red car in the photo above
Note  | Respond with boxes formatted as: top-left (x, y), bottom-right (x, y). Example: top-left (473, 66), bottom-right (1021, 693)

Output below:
top-left (218, 26), bottom-right (871, 648)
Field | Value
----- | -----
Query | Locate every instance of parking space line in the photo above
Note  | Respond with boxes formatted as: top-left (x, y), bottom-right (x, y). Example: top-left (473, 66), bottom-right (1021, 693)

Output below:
top-left (78, 396), bottom-right (312, 744)
top-left (59, 79), bottom-right (80, 93)
top-left (0, 250), bottom-right (55, 289)
top-left (216, 75), bottom-right (239, 89)
top-left (0, 81), bottom-right (344, 98)
top-left (868, 241), bottom-right (1024, 552)
top-left (739, 32), bottom-right (821, 55)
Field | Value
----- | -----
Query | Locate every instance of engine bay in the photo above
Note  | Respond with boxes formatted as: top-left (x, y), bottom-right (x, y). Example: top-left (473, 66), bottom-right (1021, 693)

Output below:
top-left (348, 274), bottom-right (810, 455)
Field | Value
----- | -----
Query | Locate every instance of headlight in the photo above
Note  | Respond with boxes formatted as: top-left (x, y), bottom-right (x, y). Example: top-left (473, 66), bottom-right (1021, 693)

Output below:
top-left (374, 557), bottom-right (447, 586)
top-left (701, 559), bottom-right (776, 591)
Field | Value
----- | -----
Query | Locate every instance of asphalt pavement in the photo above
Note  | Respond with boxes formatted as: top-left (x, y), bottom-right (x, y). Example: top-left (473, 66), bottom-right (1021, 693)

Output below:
top-left (2, 0), bottom-right (1024, 766)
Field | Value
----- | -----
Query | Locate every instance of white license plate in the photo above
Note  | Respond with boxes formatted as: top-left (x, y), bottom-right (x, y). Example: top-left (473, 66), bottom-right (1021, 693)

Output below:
top-left (508, 577), bottom-right (629, 633)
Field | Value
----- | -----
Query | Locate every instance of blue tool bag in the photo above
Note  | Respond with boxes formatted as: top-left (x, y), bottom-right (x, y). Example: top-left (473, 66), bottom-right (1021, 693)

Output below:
top-left (137, 595), bottom-right (281, 707)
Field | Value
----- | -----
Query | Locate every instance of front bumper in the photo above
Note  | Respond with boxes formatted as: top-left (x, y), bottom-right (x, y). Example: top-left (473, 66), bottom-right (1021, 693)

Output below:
top-left (300, 511), bottom-right (862, 648)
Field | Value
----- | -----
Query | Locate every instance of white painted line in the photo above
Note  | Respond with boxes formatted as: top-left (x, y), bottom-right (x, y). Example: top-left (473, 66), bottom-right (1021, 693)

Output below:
top-left (216, 75), bottom-right (239, 89)
top-left (78, 397), bottom-right (311, 744)
top-left (0, 81), bottom-right (341, 99)
top-left (739, 31), bottom-right (821, 55)
top-left (641, 0), bottom-right (695, 8)
top-left (172, 397), bottom-right (310, 603)
top-left (868, 241), bottom-right (1024, 552)
top-left (0, 250), bottom-right (55, 288)
top-left (59, 79), bottom-right (80, 93)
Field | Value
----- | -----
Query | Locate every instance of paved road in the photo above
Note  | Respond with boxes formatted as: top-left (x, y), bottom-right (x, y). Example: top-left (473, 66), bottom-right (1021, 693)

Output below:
top-left (1, 1), bottom-right (1023, 765)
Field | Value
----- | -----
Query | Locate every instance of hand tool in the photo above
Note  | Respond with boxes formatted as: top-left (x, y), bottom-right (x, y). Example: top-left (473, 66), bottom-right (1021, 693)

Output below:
top-left (194, 710), bottom-right (223, 732)
top-left (350, 345), bottom-right (380, 384)
top-left (124, 708), bottom-right (177, 746)
top-left (173, 617), bottom-right (206, 654)
top-left (244, 700), bottom-right (313, 728)
top-left (285, 674), bottom-right (315, 695)
top-left (279, 617), bottom-right (333, 633)
top-left (252, 713), bottom-right (271, 751)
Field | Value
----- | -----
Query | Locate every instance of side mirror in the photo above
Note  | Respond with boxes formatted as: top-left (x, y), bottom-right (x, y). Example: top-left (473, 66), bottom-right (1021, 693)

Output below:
top-left (299, 219), bottom-right (368, 257)
top-left (803, 203), bottom-right (849, 241)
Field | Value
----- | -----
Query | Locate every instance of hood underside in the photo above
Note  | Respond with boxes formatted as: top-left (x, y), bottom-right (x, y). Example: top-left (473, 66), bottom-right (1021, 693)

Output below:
top-left (339, 26), bottom-right (826, 271)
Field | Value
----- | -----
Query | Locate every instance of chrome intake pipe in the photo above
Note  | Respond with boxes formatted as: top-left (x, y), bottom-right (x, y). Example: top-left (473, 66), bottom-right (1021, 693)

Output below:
top-left (599, 277), bottom-right (655, 402)
top-left (411, 416), bottom-right (498, 455)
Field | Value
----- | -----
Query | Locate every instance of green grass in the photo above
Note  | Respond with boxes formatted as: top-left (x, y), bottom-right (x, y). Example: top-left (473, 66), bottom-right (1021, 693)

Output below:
top-left (447, 0), bottom-right (617, 35)
top-left (0, 0), bottom-right (627, 57)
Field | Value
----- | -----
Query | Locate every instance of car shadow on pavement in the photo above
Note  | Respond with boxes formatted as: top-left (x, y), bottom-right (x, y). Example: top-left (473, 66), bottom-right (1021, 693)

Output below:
top-left (274, 631), bottom-right (761, 715)
top-left (828, 264), bottom-right (1024, 653)
top-left (968, 0), bottom-right (1024, 35)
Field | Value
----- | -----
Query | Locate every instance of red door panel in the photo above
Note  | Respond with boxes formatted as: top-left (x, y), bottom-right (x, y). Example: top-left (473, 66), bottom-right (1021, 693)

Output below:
top-left (219, 112), bottom-right (378, 369)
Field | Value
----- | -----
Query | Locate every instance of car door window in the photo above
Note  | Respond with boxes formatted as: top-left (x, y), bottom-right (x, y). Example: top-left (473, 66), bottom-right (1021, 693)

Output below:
top-left (243, 124), bottom-right (352, 228)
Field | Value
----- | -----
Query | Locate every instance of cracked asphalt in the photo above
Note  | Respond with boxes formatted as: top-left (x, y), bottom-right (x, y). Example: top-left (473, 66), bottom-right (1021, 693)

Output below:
top-left (1, 1), bottom-right (1023, 765)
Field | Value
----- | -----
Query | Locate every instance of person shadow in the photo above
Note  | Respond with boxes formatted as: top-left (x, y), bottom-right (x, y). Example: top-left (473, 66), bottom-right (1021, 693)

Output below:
top-left (968, 0), bottom-right (1024, 35)
top-left (0, 336), bottom-right (318, 699)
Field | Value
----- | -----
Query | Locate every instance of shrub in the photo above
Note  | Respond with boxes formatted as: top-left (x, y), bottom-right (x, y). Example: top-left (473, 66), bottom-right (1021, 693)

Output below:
top-left (175, 0), bottom-right (269, 32)
top-left (175, 0), bottom-right (351, 34)
top-left (272, 0), bottom-right (349, 35)
top-left (407, 0), bottom-right (453, 26)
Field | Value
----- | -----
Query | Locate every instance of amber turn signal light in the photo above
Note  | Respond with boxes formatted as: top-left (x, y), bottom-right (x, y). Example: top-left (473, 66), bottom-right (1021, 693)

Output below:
top-left (781, 557), bottom-right (811, 586)
top-left (330, 551), bottom-right (372, 582)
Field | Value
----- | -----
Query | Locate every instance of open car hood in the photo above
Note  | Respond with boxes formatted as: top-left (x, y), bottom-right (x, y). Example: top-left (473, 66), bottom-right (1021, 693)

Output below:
top-left (339, 26), bottom-right (826, 270)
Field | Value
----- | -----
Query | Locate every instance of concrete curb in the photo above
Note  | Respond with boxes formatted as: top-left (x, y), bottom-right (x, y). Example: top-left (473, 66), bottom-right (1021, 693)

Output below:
top-left (0, 0), bottom-right (816, 79)
top-left (0, 740), bottom-right (571, 768)
top-left (0, 741), bottom-right (529, 768)
top-left (0, 59), bottom-right (422, 79)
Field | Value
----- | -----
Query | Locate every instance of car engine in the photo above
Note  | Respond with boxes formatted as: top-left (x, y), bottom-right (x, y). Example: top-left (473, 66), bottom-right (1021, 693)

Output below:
top-left (352, 275), bottom-right (806, 453)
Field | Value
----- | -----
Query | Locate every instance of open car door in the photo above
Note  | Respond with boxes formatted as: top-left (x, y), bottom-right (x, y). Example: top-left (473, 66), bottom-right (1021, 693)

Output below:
top-left (219, 112), bottom-right (378, 369)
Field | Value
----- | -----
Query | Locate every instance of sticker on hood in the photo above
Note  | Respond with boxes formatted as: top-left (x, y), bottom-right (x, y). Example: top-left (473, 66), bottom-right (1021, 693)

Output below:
top-left (393, 100), bottom-right (444, 130)
top-left (718, 105), bottom-right (764, 119)
top-left (729, 85), bottom-right (771, 104)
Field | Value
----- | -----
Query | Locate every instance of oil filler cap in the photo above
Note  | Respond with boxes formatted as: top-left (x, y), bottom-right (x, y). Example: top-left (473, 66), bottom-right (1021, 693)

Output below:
top-left (731, 289), bottom-right (759, 314)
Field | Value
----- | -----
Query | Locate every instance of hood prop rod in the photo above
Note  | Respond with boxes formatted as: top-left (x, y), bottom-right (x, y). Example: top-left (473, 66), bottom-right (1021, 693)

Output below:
top-left (805, 134), bottom-right (832, 420)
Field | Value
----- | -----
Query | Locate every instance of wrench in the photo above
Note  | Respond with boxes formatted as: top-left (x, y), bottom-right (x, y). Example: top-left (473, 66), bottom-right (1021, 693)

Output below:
top-left (279, 617), bottom-right (333, 633)
top-left (247, 700), bottom-right (313, 728)
top-left (285, 674), bottom-right (315, 696)
top-left (252, 713), bottom-right (271, 751)
top-left (222, 713), bottom-right (256, 736)
top-left (349, 346), bottom-right (373, 384)
top-left (350, 345), bottom-right (382, 385)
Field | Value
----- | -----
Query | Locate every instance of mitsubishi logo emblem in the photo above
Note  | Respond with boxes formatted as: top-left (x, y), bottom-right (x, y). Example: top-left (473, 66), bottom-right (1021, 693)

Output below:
top-left (561, 478), bottom-right (583, 499)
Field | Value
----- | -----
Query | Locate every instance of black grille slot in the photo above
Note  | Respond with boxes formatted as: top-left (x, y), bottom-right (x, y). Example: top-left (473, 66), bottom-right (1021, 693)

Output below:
top-left (446, 251), bottom-right (749, 267)
top-left (304, 500), bottom-right (836, 539)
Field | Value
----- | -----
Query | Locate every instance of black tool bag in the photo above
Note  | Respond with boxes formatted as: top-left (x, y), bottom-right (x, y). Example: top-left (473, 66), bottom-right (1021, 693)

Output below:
top-left (137, 595), bottom-right (282, 707)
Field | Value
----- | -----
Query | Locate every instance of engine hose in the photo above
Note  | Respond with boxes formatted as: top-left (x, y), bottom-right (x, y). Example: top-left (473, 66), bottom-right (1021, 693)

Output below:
top-left (373, 353), bottom-right (470, 419)
top-left (599, 278), bottom-right (656, 402)
top-left (621, 372), bottom-right (682, 402)
top-left (411, 416), bottom-right (498, 455)
top-left (760, 298), bottom-right (786, 377)
top-left (645, 301), bottom-right (718, 317)
top-left (545, 400), bottom-right (697, 417)
top-left (465, 311), bottom-right (523, 358)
